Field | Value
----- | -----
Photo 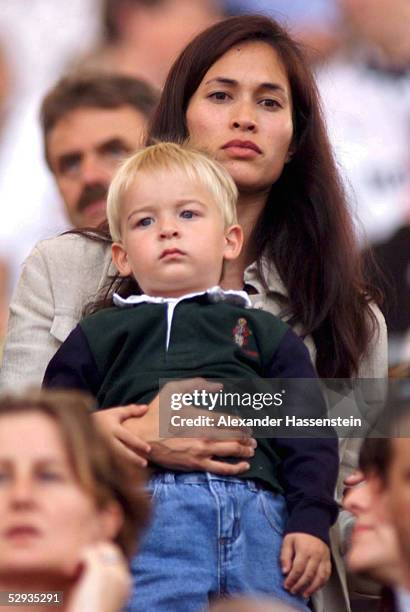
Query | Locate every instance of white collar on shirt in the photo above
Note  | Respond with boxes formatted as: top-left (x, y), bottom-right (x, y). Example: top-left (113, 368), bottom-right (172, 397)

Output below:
top-left (113, 285), bottom-right (252, 308)
top-left (112, 286), bottom-right (252, 351)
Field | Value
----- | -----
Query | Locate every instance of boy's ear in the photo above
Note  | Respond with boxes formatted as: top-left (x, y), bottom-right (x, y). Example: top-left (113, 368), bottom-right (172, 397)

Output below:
top-left (223, 224), bottom-right (243, 261)
top-left (111, 242), bottom-right (132, 277)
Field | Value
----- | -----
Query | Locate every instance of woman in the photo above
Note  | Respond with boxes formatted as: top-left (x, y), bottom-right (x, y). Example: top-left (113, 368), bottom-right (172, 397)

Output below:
top-left (0, 389), bottom-right (150, 612)
top-left (343, 438), bottom-right (403, 611)
top-left (0, 14), bottom-right (387, 610)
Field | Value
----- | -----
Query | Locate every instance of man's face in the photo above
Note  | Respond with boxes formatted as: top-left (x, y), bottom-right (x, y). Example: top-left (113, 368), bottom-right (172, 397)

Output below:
top-left (47, 105), bottom-right (147, 228)
top-left (386, 437), bottom-right (410, 573)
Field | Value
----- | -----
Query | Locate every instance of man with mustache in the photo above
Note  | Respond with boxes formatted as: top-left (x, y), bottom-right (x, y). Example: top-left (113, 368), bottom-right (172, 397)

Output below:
top-left (42, 72), bottom-right (158, 229)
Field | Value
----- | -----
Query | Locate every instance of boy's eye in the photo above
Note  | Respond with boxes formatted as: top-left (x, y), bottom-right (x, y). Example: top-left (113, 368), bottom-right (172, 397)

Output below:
top-left (180, 210), bottom-right (197, 219)
top-left (137, 217), bottom-right (154, 227)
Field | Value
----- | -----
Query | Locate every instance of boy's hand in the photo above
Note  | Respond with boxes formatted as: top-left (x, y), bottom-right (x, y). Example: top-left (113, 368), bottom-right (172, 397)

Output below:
top-left (280, 533), bottom-right (331, 598)
top-left (92, 404), bottom-right (151, 468)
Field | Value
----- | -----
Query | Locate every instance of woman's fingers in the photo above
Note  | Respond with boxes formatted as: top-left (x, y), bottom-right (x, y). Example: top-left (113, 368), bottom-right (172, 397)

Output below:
top-left (201, 458), bottom-right (251, 476)
top-left (67, 543), bottom-right (131, 612)
top-left (118, 403), bottom-right (149, 422)
top-left (111, 438), bottom-right (149, 468)
top-left (115, 425), bottom-right (151, 455)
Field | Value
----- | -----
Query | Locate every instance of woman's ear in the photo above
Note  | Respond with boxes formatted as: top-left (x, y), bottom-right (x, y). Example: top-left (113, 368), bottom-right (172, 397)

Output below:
top-left (285, 140), bottom-right (296, 163)
top-left (111, 242), bottom-right (132, 277)
top-left (98, 501), bottom-right (124, 542)
top-left (223, 225), bottom-right (243, 261)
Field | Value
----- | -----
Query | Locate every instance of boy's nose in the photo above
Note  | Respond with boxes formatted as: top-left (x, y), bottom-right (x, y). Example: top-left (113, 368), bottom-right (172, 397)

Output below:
top-left (159, 224), bottom-right (180, 239)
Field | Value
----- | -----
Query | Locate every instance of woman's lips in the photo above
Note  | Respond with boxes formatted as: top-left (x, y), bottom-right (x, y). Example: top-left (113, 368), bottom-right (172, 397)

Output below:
top-left (5, 525), bottom-right (41, 541)
top-left (222, 140), bottom-right (262, 158)
top-left (351, 523), bottom-right (373, 540)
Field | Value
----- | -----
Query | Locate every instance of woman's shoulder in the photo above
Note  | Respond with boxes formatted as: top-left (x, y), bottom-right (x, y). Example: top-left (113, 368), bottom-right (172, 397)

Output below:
top-left (359, 302), bottom-right (388, 378)
top-left (33, 232), bottom-right (111, 263)
top-left (28, 233), bottom-right (113, 287)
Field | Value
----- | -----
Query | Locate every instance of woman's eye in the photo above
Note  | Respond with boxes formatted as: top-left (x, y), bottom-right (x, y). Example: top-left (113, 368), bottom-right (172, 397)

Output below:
top-left (137, 217), bottom-right (154, 227)
top-left (180, 210), bottom-right (197, 219)
top-left (260, 99), bottom-right (281, 109)
top-left (38, 471), bottom-right (64, 482)
top-left (209, 91), bottom-right (230, 102)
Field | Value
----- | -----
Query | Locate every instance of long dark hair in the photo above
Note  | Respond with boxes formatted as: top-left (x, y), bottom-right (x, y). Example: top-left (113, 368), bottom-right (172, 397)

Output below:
top-left (148, 15), bottom-right (380, 378)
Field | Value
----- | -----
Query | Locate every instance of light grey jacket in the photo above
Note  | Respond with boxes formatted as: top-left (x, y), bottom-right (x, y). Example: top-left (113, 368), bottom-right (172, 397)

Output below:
top-left (0, 232), bottom-right (388, 612)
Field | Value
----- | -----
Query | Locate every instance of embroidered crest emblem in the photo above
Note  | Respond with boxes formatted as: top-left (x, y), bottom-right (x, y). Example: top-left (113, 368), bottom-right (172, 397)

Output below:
top-left (233, 317), bottom-right (251, 347)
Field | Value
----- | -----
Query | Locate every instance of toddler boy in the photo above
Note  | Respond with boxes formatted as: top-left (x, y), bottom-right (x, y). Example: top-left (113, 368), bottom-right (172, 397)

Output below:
top-left (44, 143), bottom-right (338, 612)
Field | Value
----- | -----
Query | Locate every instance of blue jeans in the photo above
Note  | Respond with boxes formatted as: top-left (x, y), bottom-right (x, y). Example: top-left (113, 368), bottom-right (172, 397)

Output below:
top-left (126, 472), bottom-right (309, 612)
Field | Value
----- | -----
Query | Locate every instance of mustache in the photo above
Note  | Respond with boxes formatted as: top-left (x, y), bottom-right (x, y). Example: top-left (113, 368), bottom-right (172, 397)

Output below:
top-left (76, 183), bottom-right (108, 213)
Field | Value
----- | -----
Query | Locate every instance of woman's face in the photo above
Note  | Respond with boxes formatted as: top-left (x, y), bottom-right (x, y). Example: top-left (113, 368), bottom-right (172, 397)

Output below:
top-left (343, 474), bottom-right (401, 584)
top-left (186, 41), bottom-right (294, 196)
top-left (0, 412), bottom-right (118, 578)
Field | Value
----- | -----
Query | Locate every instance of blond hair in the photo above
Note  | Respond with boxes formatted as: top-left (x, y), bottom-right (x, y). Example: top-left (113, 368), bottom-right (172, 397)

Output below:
top-left (0, 390), bottom-right (150, 559)
top-left (107, 142), bottom-right (238, 242)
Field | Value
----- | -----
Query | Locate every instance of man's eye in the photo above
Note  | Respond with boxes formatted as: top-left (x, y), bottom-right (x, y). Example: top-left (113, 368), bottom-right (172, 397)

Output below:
top-left (209, 91), bottom-right (230, 102)
top-left (59, 156), bottom-right (81, 174)
top-left (102, 142), bottom-right (130, 160)
top-left (137, 217), bottom-right (154, 227)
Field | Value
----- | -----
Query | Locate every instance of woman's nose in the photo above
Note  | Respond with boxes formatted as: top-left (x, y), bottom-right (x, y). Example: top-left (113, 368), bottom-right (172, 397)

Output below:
top-left (232, 118), bottom-right (256, 131)
top-left (343, 481), bottom-right (371, 516)
top-left (9, 476), bottom-right (35, 507)
top-left (231, 101), bottom-right (257, 132)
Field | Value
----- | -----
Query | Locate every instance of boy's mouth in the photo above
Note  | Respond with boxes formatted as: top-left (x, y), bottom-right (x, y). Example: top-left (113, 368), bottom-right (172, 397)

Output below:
top-left (160, 248), bottom-right (186, 260)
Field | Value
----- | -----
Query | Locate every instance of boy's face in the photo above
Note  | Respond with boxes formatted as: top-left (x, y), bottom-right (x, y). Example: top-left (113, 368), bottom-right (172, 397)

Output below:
top-left (112, 167), bottom-right (242, 297)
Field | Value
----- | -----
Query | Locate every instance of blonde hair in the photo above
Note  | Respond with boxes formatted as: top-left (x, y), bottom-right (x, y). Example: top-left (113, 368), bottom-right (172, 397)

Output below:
top-left (107, 142), bottom-right (238, 242)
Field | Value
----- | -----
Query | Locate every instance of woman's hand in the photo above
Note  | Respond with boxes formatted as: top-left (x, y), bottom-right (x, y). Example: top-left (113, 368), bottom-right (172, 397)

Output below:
top-left (66, 543), bottom-right (131, 612)
top-left (92, 404), bottom-right (151, 468)
top-left (148, 436), bottom-right (255, 475)
top-left (123, 379), bottom-right (257, 474)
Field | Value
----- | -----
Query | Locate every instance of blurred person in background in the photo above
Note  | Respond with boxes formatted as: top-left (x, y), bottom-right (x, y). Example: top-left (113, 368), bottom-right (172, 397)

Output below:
top-left (343, 438), bottom-right (402, 611)
top-left (0, 41), bottom-right (10, 355)
top-left (209, 595), bottom-right (299, 611)
top-left (382, 405), bottom-right (410, 611)
top-left (82, 0), bottom-right (222, 88)
top-left (343, 394), bottom-right (410, 611)
top-left (0, 389), bottom-right (150, 612)
top-left (0, 1), bottom-right (102, 293)
top-left (0, 72), bottom-right (157, 371)
top-left (40, 73), bottom-right (157, 229)
top-left (223, 0), bottom-right (342, 62)
top-left (316, 0), bottom-right (410, 367)
top-left (0, 259), bottom-right (9, 357)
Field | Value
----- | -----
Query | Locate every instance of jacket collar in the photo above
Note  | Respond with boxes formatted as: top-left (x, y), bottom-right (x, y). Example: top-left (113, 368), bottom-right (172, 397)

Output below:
top-left (113, 285), bottom-right (252, 309)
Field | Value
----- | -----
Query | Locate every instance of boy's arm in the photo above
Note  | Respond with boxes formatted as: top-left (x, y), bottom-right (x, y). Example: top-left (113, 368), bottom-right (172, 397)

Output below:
top-left (43, 325), bottom-right (102, 394)
top-left (267, 328), bottom-right (339, 543)
top-left (43, 327), bottom-right (151, 468)
top-left (267, 329), bottom-right (339, 596)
